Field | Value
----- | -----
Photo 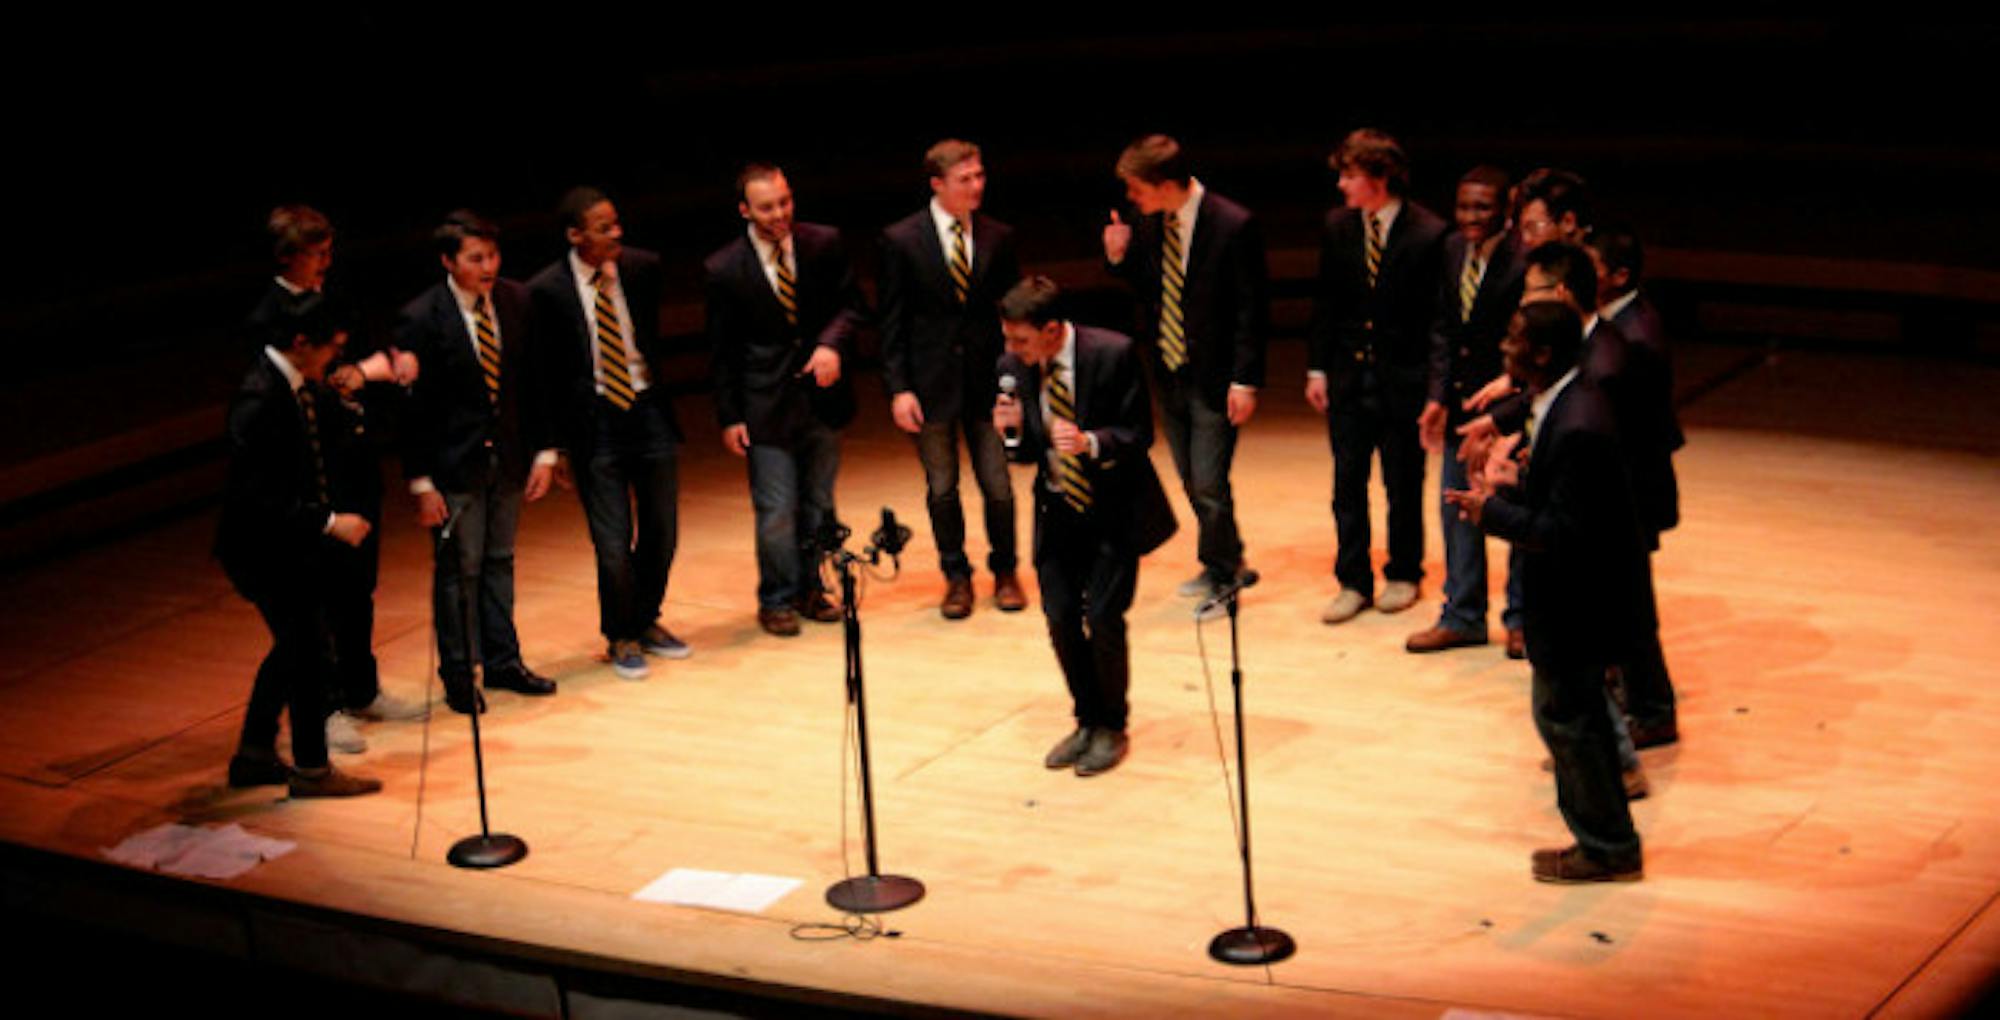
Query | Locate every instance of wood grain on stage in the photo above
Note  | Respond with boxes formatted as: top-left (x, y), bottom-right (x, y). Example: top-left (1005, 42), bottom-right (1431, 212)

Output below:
top-left (1, 343), bottom-right (1996, 1017)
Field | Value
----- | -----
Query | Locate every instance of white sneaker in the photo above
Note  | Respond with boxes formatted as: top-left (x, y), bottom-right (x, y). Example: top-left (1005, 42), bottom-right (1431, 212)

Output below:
top-left (326, 712), bottom-right (368, 755)
top-left (354, 689), bottom-right (427, 722)
top-left (1321, 589), bottom-right (1372, 624)
top-left (1176, 570), bottom-right (1215, 599)
top-left (1376, 580), bottom-right (1420, 614)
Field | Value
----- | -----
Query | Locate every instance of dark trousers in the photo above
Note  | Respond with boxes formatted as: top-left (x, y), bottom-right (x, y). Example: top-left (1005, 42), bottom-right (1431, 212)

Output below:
top-left (323, 505), bottom-right (380, 713)
top-left (576, 394), bottom-right (679, 641)
top-left (1618, 574), bottom-right (1678, 732)
top-left (433, 462), bottom-right (526, 690)
top-left (1437, 433), bottom-right (1523, 633)
top-left (747, 419), bottom-right (840, 610)
top-left (1036, 499), bottom-right (1139, 732)
top-left (240, 581), bottom-right (333, 769)
top-left (1159, 375), bottom-right (1244, 582)
top-left (1326, 372), bottom-right (1425, 595)
top-left (915, 408), bottom-right (1016, 579)
top-left (1533, 659), bottom-right (1642, 868)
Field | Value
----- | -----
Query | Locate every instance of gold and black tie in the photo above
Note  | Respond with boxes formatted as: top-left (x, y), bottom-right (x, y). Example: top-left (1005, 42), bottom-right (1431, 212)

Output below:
top-left (1365, 211), bottom-right (1384, 289)
top-left (1159, 212), bottom-right (1187, 371)
top-left (1459, 251), bottom-right (1484, 323)
top-left (948, 219), bottom-right (971, 304)
top-left (298, 387), bottom-right (330, 503)
top-left (1046, 367), bottom-right (1092, 512)
top-left (773, 247), bottom-right (799, 328)
top-left (473, 294), bottom-right (502, 402)
top-left (592, 269), bottom-right (635, 410)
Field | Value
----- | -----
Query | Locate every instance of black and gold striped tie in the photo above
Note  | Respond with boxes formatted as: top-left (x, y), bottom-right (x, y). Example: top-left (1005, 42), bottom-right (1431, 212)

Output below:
top-left (592, 269), bottom-right (635, 410)
top-left (1365, 212), bottom-right (1384, 289)
top-left (1459, 251), bottom-right (1484, 323)
top-left (298, 387), bottom-right (330, 503)
top-left (473, 294), bottom-right (502, 402)
top-left (1046, 367), bottom-right (1092, 512)
top-left (948, 219), bottom-right (971, 304)
top-left (772, 247), bottom-right (799, 328)
top-left (1159, 212), bottom-right (1187, 371)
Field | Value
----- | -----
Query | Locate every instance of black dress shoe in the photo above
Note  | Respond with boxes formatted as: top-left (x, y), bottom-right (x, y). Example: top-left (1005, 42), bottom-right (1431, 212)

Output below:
top-left (1531, 844), bottom-right (1642, 883)
top-left (1074, 729), bottom-right (1129, 777)
top-left (1044, 727), bottom-right (1092, 769)
top-left (228, 752), bottom-right (292, 788)
top-left (487, 665), bottom-right (557, 696)
top-left (1629, 719), bottom-right (1679, 750)
top-left (445, 689), bottom-right (488, 715)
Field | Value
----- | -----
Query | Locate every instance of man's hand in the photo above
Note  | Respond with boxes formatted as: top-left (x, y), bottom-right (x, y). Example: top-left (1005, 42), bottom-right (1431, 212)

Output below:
top-left (328, 364), bottom-right (366, 397)
top-left (524, 461), bottom-right (554, 502)
top-left (801, 345), bottom-right (841, 387)
top-left (1050, 418), bottom-right (1089, 456)
top-left (1444, 488), bottom-right (1486, 526)
top-left (414, 490), bottom-right (448, 528)
top-left (1102, 210), bottom-right (1131, 264)
top-left (891, 391), bottom-right (925, 434)
top-left (1226, 387), bottom-right (1258, 426)
top-left (328, 513), bottom-right (372, 547)
top-left (1418, 400), bottom-right (1447, 453)
top-left (1464, 372), bottom-right (1515, 412)
top-left (992, 393), bottom-right (1022, 437)
top-left (391, 348), bottom-right (420, 386)
top-left (722, 424), bottom-right (751, 456)
top-left (1304, 374), bottom-right (1329, 413)
top-left (1456, 414), bottom-right (1498, 461)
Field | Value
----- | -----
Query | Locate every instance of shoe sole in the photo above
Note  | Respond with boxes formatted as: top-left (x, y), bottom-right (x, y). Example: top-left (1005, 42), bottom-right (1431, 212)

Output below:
top-left (611, 662), bottom-right (649, 680)
top-left (1534, 869), bottom-right (1644, 884)
top-left (643, 646), bottom-right (692, 660)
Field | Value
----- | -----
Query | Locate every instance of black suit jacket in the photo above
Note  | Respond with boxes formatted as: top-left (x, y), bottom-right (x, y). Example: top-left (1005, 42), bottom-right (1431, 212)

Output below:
top-left (878, 208), bottom-right (1021, 423)
top-left (998, 326), bottom-right (1178, 561)
top-left (526, 247), bottom-right (681, 458)
top-left (704, 223), bottom-right (866, 445)
top-left (214, 355), bottom-right (352, 600)
top-left (1308, 200), bottom-right (1448, 410)
top-left (395, 278), bottom-right (538, 492)
top-left (1480, 377), bottom-right (1655, 672)
top-left (1106, 189), bottom-right (1269, 408)
top-left (1428, 232), bottom-right (1526, 428)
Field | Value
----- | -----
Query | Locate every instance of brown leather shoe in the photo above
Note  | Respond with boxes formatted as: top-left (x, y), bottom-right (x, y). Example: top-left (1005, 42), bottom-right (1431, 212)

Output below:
top-left (1531, 844), bottom-right (1642, 883)
top-left (940, 576), bottom-right (974, 620)
top-left (289, 765), bottom-right (382, 799)
top-left (1505, 628), bottom-right (1527, 660)
top-left (993, 571), bottom-right (1028, 612)
top-left (796, 590), bottom-right (842, 623)
top-left (758, 607), bottom-right (801, 637)
top-left (1405, 626), bottom-right (1488, 653)
top-left (1624, 765), bottom-right (1650, 800)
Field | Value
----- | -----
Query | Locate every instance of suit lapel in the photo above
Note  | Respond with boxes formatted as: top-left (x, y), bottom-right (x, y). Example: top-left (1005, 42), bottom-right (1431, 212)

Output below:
top-left (966, 214), bottom-right (992, 289)
top-left (1070, 331), bottom-right (1094, 426)
top-left (738, 237), bottom-right (788, 326)
top-left (1187, 194), bottom-right (1216, 284)
top-left (918, 213), bottom-right (955, 297)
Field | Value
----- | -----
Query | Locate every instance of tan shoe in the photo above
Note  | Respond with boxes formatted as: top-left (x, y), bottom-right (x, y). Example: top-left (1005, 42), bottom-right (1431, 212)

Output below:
top-left (289, 765), bottom-right (382, 799)
top-left (993, 571), bottom-right (1029, 612)
top-left (940, 576), bottom-right (974, 620)
top-left (1375, 580), bottom-right (1420, 614)
top-left (1321, 589), bottom-right (1372, 624)
top-left (1405, 626), bottom-right (1488, 653)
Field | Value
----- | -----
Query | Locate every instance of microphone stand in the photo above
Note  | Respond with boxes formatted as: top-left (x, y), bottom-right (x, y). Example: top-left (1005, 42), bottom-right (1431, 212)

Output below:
top-left (824, 514), bottom-right (924, 913)
top-left (1206, 583), bottom-right (1293, 964)
top-left (436, 509), bottom-right (527, 869)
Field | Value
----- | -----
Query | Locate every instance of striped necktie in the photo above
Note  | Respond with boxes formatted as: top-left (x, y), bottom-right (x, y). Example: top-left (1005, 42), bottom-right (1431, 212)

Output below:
top-left (1365, 211), bottom-right (1384, 288)
top-left (948, 219), bottom-right (971, 304)
top-left (473, 293), bottom-right (502, 402)
top-left (592, 269), bottom-right (635, 410)
top-left (297, 387), bottom-right (330, 503)
top-left (1459, 250), bottom-right (1484, 323)
top-left (1159, 212), bottom-right (1187, 371)
top-left (1046, 366), bottom-right (1092, 512)
top-left (772, 246), bottom-right (799, 328)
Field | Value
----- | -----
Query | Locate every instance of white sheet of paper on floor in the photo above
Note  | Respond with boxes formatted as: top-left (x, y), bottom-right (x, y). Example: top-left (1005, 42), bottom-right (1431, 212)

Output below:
top-left (102, 822), bottom-right (296, 880)
top-left (633, 867), bottom-right (802, 914)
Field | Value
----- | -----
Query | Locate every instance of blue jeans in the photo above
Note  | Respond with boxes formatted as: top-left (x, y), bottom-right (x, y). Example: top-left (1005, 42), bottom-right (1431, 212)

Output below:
top-left (1438, 434), bottom-right (1524, 633)
top-left (433, 462), bottom-right (525, 687)
top-left (576, 396), bottom-right (680, 641)
top-left (747, 420), bottom-right (840, 609)
top-left (1159, 376), bottom-right (1244, 582)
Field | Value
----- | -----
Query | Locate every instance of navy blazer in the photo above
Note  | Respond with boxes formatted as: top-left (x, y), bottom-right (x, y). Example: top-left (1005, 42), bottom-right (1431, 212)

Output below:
top-left (704, 222), bottom-right (866, 445)
top-left (1307, 200), bottom-right (1448, 409)
top-left (1428, 231), bottom-right (1526, 428)
top-left (878, 208), bottom-right (1021, 423)
top-left (1106, 188), bottom-right (1270, 409)
top-left (395, 277), bottom-right (537, 492)
top-left (214, 355), bottom-right (354, 600)
top-left (526, 246), bottom-right (681, 457)
top-left (998, 325), bottom-right (1178, 560)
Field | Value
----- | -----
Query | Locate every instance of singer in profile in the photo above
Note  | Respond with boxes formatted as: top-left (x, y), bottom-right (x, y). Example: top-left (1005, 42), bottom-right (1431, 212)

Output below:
top-left (992, 277), bottom-right (1176, 777)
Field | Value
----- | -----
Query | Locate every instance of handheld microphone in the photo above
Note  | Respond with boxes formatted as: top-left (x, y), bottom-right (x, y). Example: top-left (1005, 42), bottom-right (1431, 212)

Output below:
top-left (998, 374), bottom-right (1020, 445)
top-left (1195, 569), bottom-right (1262, 617)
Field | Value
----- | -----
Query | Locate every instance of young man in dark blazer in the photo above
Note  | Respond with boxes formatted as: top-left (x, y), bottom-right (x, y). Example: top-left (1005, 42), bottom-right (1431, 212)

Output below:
top-left (1407, 166), bottom-right (1526, 654)
top-left (1306, 129), bottom-right (1447, 625)
top-left (992, 277), bottom-right (1177, 778)
top-left (879, 139), bottom-right (1027, 620)
top-left (1448, 301), bottom-right (1648, 883)
top-left (528, 187), bottom-right (688, 680)
top-left (705, 164), bottom-right (866, 637)
top-left (397, 211), bottom-right (558, 715)
top-left (215, 297), bottom-right (382, 798)
top-left (1103, 134), bottom-right (1267, 606)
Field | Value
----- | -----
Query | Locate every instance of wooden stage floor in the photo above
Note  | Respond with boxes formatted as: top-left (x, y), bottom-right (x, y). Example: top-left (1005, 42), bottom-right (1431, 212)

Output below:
top-left (3, 344), bottom-right (1998, 1017)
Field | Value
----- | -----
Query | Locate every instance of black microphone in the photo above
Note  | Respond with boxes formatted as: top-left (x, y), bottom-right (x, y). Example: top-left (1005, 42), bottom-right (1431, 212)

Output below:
top-left (870, 507), bottom-right (912, 558)
top-left (1195, 569), bottom-right (1261, 617)
top-left (997, 374), bottom-right (1020, 445)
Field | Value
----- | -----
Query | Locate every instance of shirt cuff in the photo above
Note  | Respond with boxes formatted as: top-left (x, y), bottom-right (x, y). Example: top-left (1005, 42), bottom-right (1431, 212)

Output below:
top-left (409, 477), bottom-right (437, 496)
top-left (1085, 431), bottom-right (1101, 459)
top-left (321, 512), bottom-right (336, 535)
top-left (534, 449), bottom-right (559, 467)
top-left (1229, 382), bottom-right (1257, 393)
top-left (1307, 370), bottom-right (1327, 381)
